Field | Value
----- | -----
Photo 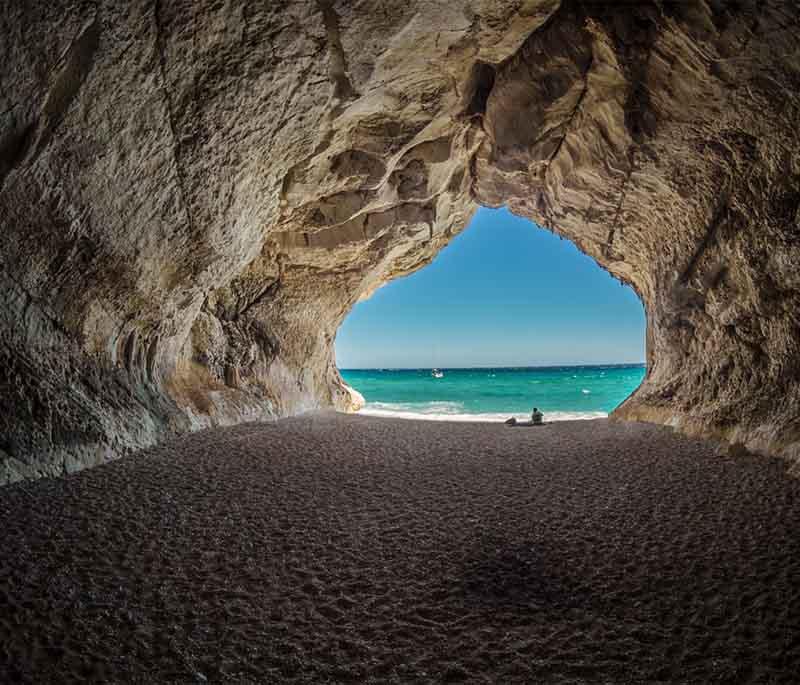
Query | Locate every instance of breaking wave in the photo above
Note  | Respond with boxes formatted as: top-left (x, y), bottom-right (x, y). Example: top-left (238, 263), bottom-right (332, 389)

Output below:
top-left (359, 402), bottom-right (606, 423)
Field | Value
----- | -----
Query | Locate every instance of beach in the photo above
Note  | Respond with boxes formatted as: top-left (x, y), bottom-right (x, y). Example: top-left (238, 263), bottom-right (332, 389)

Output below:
top-left (2, 412), bottom-right (799, 683)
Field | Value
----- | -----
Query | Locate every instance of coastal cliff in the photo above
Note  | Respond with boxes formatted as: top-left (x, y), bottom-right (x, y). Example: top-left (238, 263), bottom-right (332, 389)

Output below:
top-left (1, 0), bottom-right (799, 482)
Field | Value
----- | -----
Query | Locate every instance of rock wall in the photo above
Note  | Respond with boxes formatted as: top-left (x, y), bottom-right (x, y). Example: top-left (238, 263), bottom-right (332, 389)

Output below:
top-left (1, 0), bottom-right (798, 482)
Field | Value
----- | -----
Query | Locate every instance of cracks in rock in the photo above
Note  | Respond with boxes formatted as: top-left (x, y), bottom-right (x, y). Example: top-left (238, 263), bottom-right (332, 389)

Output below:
top-left (153, 0), bottom-right (196, 239)
top-left (604, 157), bottom-right (635, 259)
top-left (32, 13), bottom-right (100, 159)
top-left (467, 146), bottom-right (480, 201)
top-left (595, 5), bottom-right (660, 258)
top-left (545, 54), bottom-right (594, 177)
top-left (274, 59), bottom-right (318, 134)
top-left (734, 9), bottom-right (761, 57)
top-left (527, 121), bottom-right (571, 153)
top-left (234, 278), bottom-right (282, 321)
top-left (316, 0), bottom-right (358, 101)
top-left (262, 22), bottom-right (329, 134)
top-left (678, 185), bottom-right (731, 286)
top-left (724, 323), bottom-right (765, 360)
top-left (0, 103), bottom-right (20, 119)
top-left (2, 271), bottom-right (70, 340)
top-left (240, 2), bottom-right (251, 47)
top-left (0, 13), bottom-right (100, 190)
top-left (190, 3), bottom-right (199, 133)
top-left (674, 147), bottom-right (760, 291)
top-left (461, 121), bottom-right (487, 203)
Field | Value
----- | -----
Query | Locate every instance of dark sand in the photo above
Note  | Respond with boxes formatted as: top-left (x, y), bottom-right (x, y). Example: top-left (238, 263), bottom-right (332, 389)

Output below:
top-left (2, 413), bottom-right (800, 684)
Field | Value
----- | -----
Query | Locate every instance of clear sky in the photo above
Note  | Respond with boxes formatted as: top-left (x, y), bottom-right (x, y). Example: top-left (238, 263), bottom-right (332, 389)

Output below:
top-left (335, 207), bottom-right (646, 369)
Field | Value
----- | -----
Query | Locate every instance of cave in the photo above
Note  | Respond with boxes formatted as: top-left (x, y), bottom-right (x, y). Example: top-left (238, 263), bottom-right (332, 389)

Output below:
top-left (1, 0), bottom-right (799, 484)
top-left (4, 2), bottom-right (800, 681)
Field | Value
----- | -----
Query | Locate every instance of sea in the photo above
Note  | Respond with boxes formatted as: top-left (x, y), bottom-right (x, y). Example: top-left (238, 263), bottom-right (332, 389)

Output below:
top-left (339, 364), bottom-right (646, 422)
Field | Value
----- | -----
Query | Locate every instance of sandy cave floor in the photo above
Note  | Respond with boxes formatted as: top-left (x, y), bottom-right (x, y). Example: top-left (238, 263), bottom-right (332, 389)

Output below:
top-left (2, 413), bottom-right (800, 684)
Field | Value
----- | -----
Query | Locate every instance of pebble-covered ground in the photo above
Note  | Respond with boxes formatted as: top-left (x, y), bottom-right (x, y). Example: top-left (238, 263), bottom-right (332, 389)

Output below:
top-left (2, 413), bottom-right (799, 683)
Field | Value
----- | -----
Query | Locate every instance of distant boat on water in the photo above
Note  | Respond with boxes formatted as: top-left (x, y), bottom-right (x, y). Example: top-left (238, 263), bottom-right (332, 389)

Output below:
top-left (431, 368), bottom-right (444, 379)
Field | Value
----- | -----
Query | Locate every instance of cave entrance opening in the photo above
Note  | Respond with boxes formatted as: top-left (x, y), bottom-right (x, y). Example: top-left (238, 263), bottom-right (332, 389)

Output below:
top-left (335, 206), bottom-right (646, 422)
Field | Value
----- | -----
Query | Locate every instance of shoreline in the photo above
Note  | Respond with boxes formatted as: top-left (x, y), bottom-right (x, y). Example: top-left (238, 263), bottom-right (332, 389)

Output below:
top-left (356, 406), bottom-right (608, 423)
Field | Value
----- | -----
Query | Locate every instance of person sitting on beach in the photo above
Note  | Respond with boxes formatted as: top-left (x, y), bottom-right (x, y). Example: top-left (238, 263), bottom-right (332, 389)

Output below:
top-left (531, 407), bottom-right (544, 425)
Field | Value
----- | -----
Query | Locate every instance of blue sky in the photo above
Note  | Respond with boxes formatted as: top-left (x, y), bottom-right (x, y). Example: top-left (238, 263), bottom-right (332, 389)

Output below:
top-left (335, 207), bottom-right (646, 369)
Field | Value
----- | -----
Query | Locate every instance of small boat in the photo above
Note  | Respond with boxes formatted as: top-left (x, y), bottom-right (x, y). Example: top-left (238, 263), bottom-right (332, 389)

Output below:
top-left (431, 368), bottom-right (444, 379)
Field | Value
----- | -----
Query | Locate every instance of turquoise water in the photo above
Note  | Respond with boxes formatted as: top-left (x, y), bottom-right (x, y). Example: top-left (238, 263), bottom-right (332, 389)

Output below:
top-left (339, 365), bottom-right (646, 422)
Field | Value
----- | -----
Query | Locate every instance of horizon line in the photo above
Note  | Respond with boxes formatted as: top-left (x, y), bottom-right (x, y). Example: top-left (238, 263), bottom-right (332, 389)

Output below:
top-left (339, 362), bottom-right (646, 371)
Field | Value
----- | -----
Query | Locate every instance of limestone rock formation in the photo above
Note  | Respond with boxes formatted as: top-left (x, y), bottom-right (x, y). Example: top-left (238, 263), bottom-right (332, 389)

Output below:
top-left (1, 0), bottom-right (798, 482)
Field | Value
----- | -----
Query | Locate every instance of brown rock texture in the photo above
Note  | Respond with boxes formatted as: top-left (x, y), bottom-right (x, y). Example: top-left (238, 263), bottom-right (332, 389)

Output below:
top-left (1, 0), bottom-right (798, 481)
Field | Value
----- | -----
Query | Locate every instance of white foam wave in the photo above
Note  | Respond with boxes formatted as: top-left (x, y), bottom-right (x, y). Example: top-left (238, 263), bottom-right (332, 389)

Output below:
top-left (358, 405), bottom-right (607, 423)
top-left (367, 400), bottom-right (464, 414)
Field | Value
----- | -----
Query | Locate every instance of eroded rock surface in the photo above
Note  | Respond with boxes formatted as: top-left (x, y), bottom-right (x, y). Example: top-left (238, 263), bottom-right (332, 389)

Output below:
top-left (1, 0), bottom-right (799, 481)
